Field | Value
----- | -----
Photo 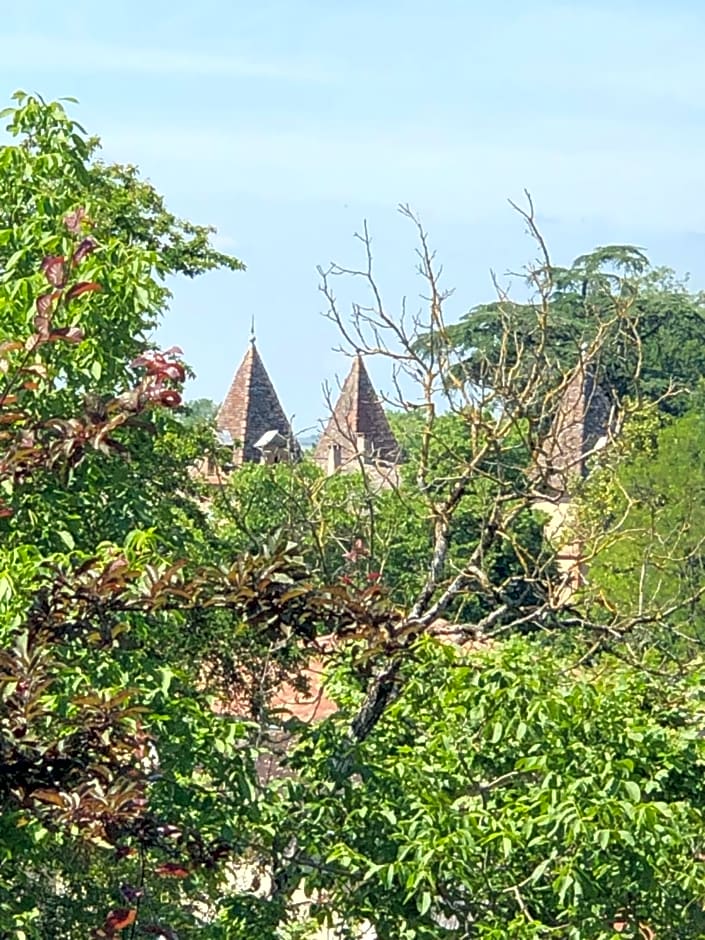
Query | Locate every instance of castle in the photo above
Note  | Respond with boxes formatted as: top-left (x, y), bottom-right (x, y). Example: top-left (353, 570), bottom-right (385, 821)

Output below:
top-left (533, 359), bottom-right (615, 595)
top-left (208, 337), bottom-right (613, 594)
top-left (213, 337), bottom-right (402, 480)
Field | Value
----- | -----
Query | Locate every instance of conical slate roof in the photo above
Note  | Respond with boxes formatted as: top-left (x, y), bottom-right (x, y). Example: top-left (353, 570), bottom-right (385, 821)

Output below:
top-left (537, 361), bottom-right (613, 495)
top-left (217, 341), bottom-right (297, 465)
top-left (314, 355), bottom-right (401, 468)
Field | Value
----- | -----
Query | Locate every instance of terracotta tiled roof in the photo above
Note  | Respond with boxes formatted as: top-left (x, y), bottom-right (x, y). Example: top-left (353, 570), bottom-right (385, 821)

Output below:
top-left (314, 355), bottom-right (401, 470)
top-left (216, 629), bottom-right (492, 785)
top-left (216, 341), bottom-right (298, 465)
top-left (269, 657), bottom-right (338, 724)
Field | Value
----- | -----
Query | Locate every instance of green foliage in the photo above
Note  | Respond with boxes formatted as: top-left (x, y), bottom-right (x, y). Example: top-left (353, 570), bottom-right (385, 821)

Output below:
top-left (580, 407), bottom-right (705, 655)
top-left (429, 245), bottom-right (705, 414)
top-left (213, 412), bottom-right (544, 621)
top-left (4, 91), bottom-right (705, 940)
top-left (0, 93), bottom-right (242, 559)
top-left (0, 92), bottom-right (243, 283)
top-left (286, 637), bottom-right (705, 938)
top-left (182, 397), bottom-right (220, 428)
top-left (0, 90), bottom-right (403, 936)
top-left (0, 93), bottom-right (262, 937)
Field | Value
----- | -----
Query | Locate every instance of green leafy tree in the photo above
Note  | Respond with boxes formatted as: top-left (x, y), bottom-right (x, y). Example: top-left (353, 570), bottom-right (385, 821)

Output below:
top-left (0, 94), bottom-right (367, 938)
top-left (210, 414), bottom-right (544, 621)
top-left (182, 397), bottom-right (220, 428)
top-left (252, 205), bottom-right (705, 939)
top-left (282, 636), bottom-right (705, 939)
top-left (422, 241), bottom-right (705, 415)
top-left (0, 94), bottom-right (400, 938)
top-left (7, 101), bottom-right (705, 940)
top-left (578, 405), bottom-right (705, 659)
top-left (0, 91), bottom-right (251, 937)
top-left (0, 92), bottom-right (243, 558)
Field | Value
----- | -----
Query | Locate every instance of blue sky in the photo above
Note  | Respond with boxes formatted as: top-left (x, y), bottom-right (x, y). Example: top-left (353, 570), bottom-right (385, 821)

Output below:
top-left (2, 0), bottom-right (705, 431)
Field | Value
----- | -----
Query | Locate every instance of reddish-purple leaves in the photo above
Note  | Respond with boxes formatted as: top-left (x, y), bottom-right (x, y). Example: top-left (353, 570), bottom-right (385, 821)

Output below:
top-left (147, 388), bottom-right (182, 408)
top-left (41, 255), bottom-right (67, 288)
top-left (50, 326), bottom-right (85, 344)
top-left (130, 351), bottom-right (184, 380)
top-left (161, 389), bottom-right (182, 407)
top-left (154, 862), bottom-right (190, 879)
top-left (4, 240), bottom-right (199, 606)
top-left (33, 317), bottom-right (50, 342)
top-left (161, 362), bottom-right (185, 382)
top-left (73, 237), bottom-right (97, 264)
top-left (119, 884), bottom-right (144, 903)
top-left (35, 291), bottom-right (62, 339)
top-left (31, 250), bottom-right (98, 352)
top-left (66, 281), bottom-right (102, 301)
top-left (36, 291), bottom-right (61, 318)
top-left (103, 908), bottom-right (137, 932)
top-left (131, 348), bottom-right (186, 409)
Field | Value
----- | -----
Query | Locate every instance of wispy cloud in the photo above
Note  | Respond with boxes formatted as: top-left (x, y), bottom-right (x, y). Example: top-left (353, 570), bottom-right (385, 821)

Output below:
top-left (99, 116), bottom-right (705, 232)
top-left (0, 35), bottom-right (329, 82)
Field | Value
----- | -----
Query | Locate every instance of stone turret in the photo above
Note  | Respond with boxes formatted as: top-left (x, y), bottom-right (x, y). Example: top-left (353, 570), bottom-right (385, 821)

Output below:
top-left (216, 340), bottom-right (299, 466)
top-left (314, 355), bottom-right (401, 477)
top-left (534, 359), bottom-right (614, 596)
top-left (537, 362), bottom-right (613, 496)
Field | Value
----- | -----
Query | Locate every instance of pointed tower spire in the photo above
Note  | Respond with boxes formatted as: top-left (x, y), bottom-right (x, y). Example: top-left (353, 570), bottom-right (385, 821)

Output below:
top-left (217, 340), bottom-right (298, 465)
top-left (537, 358), bottom-right (612, 495)
top-left (314, 355), bottom-right (401, 473)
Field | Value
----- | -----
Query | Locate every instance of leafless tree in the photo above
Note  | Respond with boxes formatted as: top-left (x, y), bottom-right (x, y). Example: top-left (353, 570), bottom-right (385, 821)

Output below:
top-left (314, 197), bottom-right (702, 742)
